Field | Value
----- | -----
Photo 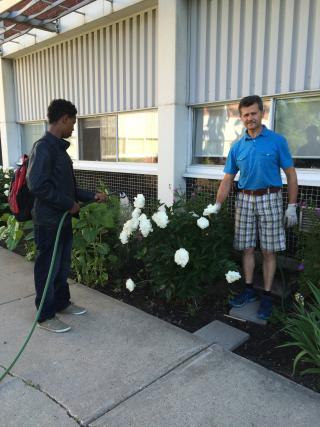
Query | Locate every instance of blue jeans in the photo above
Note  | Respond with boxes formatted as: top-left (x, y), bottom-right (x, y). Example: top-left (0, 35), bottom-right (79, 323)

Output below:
top-left (34, 220), bottom-right (72, 322)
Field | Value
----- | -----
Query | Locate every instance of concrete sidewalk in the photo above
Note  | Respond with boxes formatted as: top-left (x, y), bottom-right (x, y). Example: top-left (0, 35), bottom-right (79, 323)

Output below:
top-left (1, 247), bottom-right (320, 427)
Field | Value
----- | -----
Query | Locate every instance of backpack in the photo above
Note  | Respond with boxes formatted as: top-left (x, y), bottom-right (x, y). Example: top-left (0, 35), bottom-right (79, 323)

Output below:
top-left (8, 154), bottom-right (34, 222)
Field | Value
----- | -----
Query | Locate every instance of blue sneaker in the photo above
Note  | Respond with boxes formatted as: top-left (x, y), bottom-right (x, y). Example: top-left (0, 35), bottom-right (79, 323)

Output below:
top-left (257, 295), bottom-right (273, 320)
top-left (229, 288), bottom-right (256, 308)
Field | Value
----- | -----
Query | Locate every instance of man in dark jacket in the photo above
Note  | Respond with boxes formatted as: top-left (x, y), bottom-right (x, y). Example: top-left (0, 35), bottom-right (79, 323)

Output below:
top-left (27, 99), bottom-right (106, 333)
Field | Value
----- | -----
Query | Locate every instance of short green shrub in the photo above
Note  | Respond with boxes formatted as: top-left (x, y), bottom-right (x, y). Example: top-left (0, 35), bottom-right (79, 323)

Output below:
top-left (0, 214), bottom-right (33, 251)
top-left (280, 282), bottom-right (320, 376)
top-left (0, 167), bottom-right (14, 221)
top-left (121, 193), bottom-right (238, 303)
top-left (71, 197), bottom-right (121, 287)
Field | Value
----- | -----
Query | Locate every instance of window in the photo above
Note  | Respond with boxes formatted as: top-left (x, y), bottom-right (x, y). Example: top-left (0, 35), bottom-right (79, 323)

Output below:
top-left (193, 95), bottom-right (320, 169)
top-left (21, 122), bottom-right (46, 155)
top-left (20, 122), bottom-right (76, 159)
top-left (274, 96), bottom-right (320, 168)
top-left (118, 111), bottom-right (158, 163)
top-left (193, 102), bottom-right (270, 165)
top-left (79, 116), bottom-right (116, 161)
top-left (78, 110), bottom-right (158, 163)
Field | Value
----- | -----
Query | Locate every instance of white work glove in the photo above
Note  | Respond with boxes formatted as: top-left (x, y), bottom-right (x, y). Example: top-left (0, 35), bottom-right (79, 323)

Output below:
top-left (203, 202), bottom-right (221, 216)
top-left (284, 204), bottom-right (298, 227)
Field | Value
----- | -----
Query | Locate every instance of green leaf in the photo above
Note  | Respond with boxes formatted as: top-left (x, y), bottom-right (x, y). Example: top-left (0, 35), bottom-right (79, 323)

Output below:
top-left (81, 228), bottom-right (99, 243)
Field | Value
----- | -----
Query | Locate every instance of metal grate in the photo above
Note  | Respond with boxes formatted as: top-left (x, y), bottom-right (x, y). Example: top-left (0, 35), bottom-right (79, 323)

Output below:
top-left (186, 178), bottom-right (320, 258)
top-left (74, 169), bottom-right (158, 209)
top-left (299, 206), bottom-right (320, 232)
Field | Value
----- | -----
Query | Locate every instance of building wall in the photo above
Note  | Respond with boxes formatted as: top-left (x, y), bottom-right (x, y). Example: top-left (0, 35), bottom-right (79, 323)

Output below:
top-left (188, 0), bottom-right (320, 104)
top-left (13, 6), bottom-right (158, 121)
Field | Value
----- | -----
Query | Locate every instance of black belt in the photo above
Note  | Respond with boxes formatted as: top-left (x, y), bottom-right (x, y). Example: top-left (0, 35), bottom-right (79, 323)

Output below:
top-left (241, 187), bottom-right (281, 196)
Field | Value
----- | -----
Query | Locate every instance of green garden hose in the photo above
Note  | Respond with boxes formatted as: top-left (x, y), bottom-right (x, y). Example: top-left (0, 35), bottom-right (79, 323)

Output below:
top-left (0, 211), bottom-right (69, 383)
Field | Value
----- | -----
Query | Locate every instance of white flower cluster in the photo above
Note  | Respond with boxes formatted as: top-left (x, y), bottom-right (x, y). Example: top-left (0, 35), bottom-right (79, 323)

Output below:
top-left (119, 217), bottom-right (138, 244)
top-left (126, 278), bottom-right (135, 292)
top-left (203, 204), bottom-right (216, 216)
top-left (152, 210), bottom-right (169, 229)
top-left (174, 248), bottom-right (189, 268)
top-left (139, 214), bottom-right (153, 237)
top-left (197, 217), bottom-right (209, 229)
top-left (132, 207), bottom-right (141, 219)
top-left (134, 194), bottom-right (145, 209)
top-left (119, 194), bottom-right (153, 243)
top-left (225, 271), bottom-right (241, 283)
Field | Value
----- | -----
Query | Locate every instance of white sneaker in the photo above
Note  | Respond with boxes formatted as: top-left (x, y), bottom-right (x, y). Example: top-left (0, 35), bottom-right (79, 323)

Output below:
top-left (37, 316), bottom-right (71, 333)
top-left (59, 303), bottom-right (87, 315)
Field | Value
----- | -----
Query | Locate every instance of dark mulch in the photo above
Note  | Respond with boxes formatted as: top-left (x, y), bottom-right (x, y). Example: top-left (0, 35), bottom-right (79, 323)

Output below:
top-left (97, 280), bottom-right (320, 393)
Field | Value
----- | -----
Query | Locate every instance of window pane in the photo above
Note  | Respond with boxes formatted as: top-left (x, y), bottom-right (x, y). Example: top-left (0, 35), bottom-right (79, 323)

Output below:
top-left (118, 111), bottom-right (158, 163)
top-left (66, 123), bottom-right (78, 160)
top-left (79, 116), bottom-right (116, 161)
top-left (275, 97), bottom-right (320, 168)
top-left (21, 122), bottom-right (45, 155)
top-left (101, 116), bottom-right (117, 162)
top-left (193, 102), bottom-right (270, 165)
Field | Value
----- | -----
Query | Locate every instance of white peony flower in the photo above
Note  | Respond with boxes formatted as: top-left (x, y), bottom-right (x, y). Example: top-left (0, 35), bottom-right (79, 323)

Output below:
top-left (225, 271), bottom-right (241, 283)
top-left (4, 183), bottom-right (9, 189)
top-left (152, 211), bottom-right (169, 229)
top-left (4, 189), bottom-right (9, 197)
top-left (197, 217), bottom-right (209, 229)
top-left (174, 248), bottom-right (189, 268)
top-left (158, 204), bottom-right (166, 212)
top-left (130, 217), bottom-right (139, 231)
top-left (131, 207), bottom-right (141, 219)
top-left (134, 194), bottom-right (145, 209)
top-left (123, 220), bottom-right (133, 236)
top-left (138, 213), bottom-right (147, 223)
top-left (139, 218), bottom-right (153, 237)
top-left (119, 231), bottom-right (129, 244)
top-left (126, 278), bottom-right (135, 292)
top-left (203, 204), bottom-right (216, 216)
top-left (4, 174), bottom-right (9, 179)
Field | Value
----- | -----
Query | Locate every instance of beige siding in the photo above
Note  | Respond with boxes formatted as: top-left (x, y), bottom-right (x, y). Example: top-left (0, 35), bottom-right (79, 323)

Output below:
top-left (14, 7), bottom-right (158, 121)
top-left (188, 0), bottom-right (320, 104)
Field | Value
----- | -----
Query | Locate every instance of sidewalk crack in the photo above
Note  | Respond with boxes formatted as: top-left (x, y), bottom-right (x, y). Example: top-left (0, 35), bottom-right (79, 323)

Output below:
top-left (84, 344), bottom-right (214, 426)
top-left (0, 369), bottom-right (83, 426)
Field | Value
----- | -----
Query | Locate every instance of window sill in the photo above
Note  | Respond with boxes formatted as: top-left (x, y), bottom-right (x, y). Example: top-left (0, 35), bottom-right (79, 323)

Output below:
top-left (73, 160), bottom-right (158, 175)
top-left (184, 165), bottom-right (320, 187)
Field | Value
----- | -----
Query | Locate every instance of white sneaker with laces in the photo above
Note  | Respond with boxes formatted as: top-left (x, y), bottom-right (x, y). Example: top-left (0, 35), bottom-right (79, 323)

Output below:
top-left (59, 303), bottom-right (87, 315)
top-left (37, 316), bottom-right (71, 333)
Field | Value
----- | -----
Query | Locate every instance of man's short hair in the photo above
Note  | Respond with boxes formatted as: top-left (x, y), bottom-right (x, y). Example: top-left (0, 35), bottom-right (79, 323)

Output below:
top-left (47, 99), bottom-right (77, 124)
top-left (238, 95), bottom-right (264, 113)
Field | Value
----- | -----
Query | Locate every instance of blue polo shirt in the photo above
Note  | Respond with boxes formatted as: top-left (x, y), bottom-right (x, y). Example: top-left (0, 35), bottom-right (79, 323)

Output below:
top-left (224, 126), bottom-right (294, 190)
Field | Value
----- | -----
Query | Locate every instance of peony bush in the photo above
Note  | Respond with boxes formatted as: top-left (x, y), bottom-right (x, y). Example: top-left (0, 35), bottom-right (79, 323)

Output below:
top-left (120, 192), bottom-right (238, 303)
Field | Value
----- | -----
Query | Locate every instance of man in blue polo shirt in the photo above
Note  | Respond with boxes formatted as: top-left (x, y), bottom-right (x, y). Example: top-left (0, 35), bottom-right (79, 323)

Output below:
top-left (210, 95), bottom-right (298, 320)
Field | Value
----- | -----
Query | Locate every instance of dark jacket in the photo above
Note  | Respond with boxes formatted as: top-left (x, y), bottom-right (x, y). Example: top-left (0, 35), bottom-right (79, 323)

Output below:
top-left (27, 131), bottom-right (94, 225)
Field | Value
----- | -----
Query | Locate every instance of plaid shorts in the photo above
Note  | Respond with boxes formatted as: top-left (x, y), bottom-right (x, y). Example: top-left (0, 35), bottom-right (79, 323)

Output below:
top-left (234, 191), bottom-right (286, 252)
